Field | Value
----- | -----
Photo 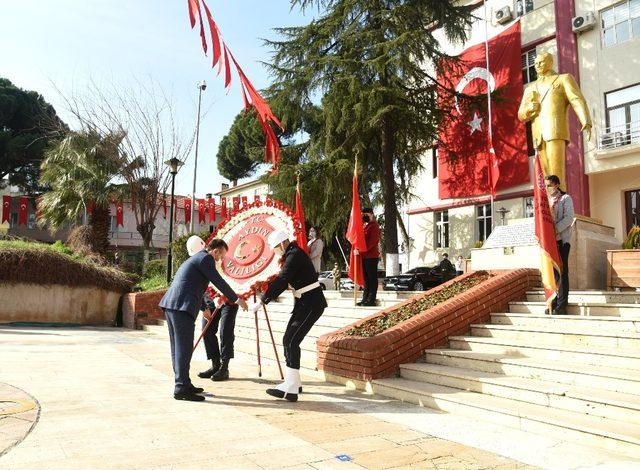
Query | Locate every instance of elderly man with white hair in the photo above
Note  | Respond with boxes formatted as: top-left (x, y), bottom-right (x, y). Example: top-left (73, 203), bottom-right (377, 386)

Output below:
top-left (249, 230), bottom-right (327, 402)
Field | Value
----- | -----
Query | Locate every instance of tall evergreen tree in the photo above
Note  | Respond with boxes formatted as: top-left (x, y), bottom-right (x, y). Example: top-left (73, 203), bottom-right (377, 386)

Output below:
top-left (266, 0), bottom-right (472, 273)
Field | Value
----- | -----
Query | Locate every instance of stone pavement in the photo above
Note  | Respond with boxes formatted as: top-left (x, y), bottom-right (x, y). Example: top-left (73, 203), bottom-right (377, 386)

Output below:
top-left (0, 324), bottom-right (532, 469)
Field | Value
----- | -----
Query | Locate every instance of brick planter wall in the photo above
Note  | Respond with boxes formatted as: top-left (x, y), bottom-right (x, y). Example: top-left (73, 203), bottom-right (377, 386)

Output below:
top-left (317, 269), bottom-right (540, 382)
top-left (122, 289), bottom-right (167, 329)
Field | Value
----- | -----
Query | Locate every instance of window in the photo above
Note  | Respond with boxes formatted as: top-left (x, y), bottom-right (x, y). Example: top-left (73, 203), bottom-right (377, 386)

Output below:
top-left (10, 213), bottom-right (17, 228)
top-left (524, 196), bottom-right (534, 218)
top-left (477, 204), bottom-right (493, 242)
top-left (625, 189), bottom-right (640, 233)
top-left (110, 215), bottom-right (119, 233)
top-left (27, 213), bottom-right (36, 229)
top-left (605, 83), bottom-right (640, 147)
top-left (515, 0), bottom-right (534, 17)
top-left (435, 210), bottom-right (449, 248)
top-left (602, 0), bottom-right (640, 47)
top-left (431, 148), bottom-right (438, 179)
top-left (521, 49), bottom-right (537, 84)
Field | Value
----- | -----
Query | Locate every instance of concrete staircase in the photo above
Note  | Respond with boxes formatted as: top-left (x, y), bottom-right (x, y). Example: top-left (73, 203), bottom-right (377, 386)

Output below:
top-left (143, 290), bottom-right (416, 374)
top-left (372, 290), bottom-right (640, 459)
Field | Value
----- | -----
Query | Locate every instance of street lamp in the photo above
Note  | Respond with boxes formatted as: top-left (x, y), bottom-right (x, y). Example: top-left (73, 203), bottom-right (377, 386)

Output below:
top-left (164, 157), bottom-right (184, 283)
top-left (190, 80), bottom-right (207, 233)
top-left (497, 206), bottom-right (511, 226)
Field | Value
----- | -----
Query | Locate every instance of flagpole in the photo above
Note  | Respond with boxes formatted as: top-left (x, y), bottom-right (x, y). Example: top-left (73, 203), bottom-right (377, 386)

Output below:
top-left (353, 154), bottom-right (360, 307)
top-left (483, 1), bottom-right (496, 229)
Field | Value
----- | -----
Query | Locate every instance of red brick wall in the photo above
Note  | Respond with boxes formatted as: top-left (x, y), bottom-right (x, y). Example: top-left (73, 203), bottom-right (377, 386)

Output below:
top-left (317, 269), bottom-right (540, 382)
top-left (122, 289), bottom-right (167, 329)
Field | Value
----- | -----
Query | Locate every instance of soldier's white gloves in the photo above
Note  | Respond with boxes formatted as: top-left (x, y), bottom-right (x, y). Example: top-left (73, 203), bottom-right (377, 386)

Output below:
top-left (249, 300), bottom-right (263, 313)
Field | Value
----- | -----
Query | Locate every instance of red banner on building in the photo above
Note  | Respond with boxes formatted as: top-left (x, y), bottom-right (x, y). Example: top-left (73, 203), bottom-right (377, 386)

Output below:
top-left (254, 194), bottom-right (261, 204)
top-left (241, 196), bottom-right (248, 208)
top-left (438, 22), bottom-right (528, 199)
top-left (220, 197), bottom-right (227, 219)
top-left (207, 198), bottom-right (216, 222)
top-left (18, 197), bottom-right (29, 226)
top-left (2, 196), bottom-right (10, 223)
top-left (197, 198), bottom-right (206, 223)
top-left (116, 201), bottom-right (124, 227)
top-left (232, 196), bottom-right (240, 212)
top-left (184, 197), bottom-right (192, 225)
top-left (163, 195), bottom-right (167, 219)
top-left (173, 197), bottom-right (178, 222)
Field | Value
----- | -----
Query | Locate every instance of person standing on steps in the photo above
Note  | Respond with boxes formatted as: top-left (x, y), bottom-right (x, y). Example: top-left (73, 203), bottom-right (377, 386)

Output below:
top-left (159, 237), bottom-right (247, 402)
top-left (249, 230), bottom-right (327, 402)
top-left (355, 208), bottom-right (380, 306)
top-left (307, 227), bottom-right (324, 273)
top-left (455, 255), bottom-right (465, 276)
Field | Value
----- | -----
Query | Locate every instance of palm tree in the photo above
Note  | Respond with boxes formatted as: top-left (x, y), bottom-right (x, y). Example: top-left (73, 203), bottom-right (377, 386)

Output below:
top-left (39, 130), bottom-right (128, 256)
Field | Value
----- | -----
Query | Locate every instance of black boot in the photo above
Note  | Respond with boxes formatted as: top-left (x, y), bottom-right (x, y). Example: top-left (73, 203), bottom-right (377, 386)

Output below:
top-left (212, 359), bottom-right (230, 381)
top-left (198, 359), bottom-right (220, 379)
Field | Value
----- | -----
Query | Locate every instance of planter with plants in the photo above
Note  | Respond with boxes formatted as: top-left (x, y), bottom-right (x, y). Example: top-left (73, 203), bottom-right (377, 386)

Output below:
top-left (606, 226), bottom-right (640, 290)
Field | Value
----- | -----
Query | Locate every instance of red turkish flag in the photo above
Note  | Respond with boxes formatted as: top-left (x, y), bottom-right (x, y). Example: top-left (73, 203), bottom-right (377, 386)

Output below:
top-left (184, 197), bottom-right (192, 225)
top-left (173, 197), bottom-right (178, 222)
top-left (18, 197), bottom-right (29, 226)
top-left (163, 195), bottom-right (167, 219)
top-left (254, 195), bottom-right (261, 204)
top-left (2, 196), bottom-right (10, 223)
top-left (232, 196), bottom-right (240, 212)
top-left (241, 196), bottom-right (248, 208)
top-left (197, 198), bottom-right (206, 223)
top-left (294, 183), bottom-right (309, 254)
top-left (533, 155), bottom-right (562, 306)
top-left (220, 197), bottom-right (227, 219)
top-left (116, 201), bottom-right (124, 227)
top-left (438, 22), bottom-right (528, 199)
top-left (87, 200), bottom-right (94, 216)
top-left (346, 165), bottom-right (367, 287)
top-left (207, 198), bottom-right (215, 222)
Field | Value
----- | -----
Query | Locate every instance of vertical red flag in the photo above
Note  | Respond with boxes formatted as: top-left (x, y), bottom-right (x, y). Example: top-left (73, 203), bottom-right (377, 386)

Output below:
top-left (197, 198), bottom-right (206, 223)
top-left (438, 22), bottom-right (527, 198)
top-left (294, 181), bottom-right (309, 254)
top-left (232, 196), bottom-right (240, 212)
top-left (346, 165), bottom-right (367, 287)
top-left (184, 197), bottom-right (192, 225)
top-left (87, 201), bottom-right (94, 217)
top-left (254, 194), bottom-right (261, 204)
top-left (173, 197), bottom-right (178, 222)
top-left (220, 197), bottom-right (228, 219)
top-left (18, 197), bottom-right (28, 226)
top-left (116, 201), bottom-right (124, 227)
top-left (163, 195), bottom-right (167, 219)
top-left (2, 196), bottom-right (10, 223)
top-left (207, 198), bottom-right (215, 222)
top-left (241, 196), bottom-right (248, 208)
top-left (533, 155), bottom-right (562, 308)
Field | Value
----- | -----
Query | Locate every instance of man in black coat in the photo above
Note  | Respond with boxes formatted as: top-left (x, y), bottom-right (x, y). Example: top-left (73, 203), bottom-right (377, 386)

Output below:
top-left (159, 238), bottom-right (247, 401)
top-left (250, 230), bottom-right (327, 402)
top-left (197, 293), bottom-right (238, 382)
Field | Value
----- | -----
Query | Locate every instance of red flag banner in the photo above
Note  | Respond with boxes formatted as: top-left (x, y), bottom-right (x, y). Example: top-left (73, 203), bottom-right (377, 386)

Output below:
top-left (438, 22), bottom-right (528, 199)
top-left (232, 197), bottom-right (240, 212)
top-left (241, 196), bottom-right (248, 208)
top-left (87, 201), bottom-right (94, 216)
top-left (2, 196), bottom-right (10, 223)
top-left (294, 183), bottom-right (309, 254)
top-left (346, 165), bottom-right (367, 287)
top-left (207, 198), bottom-right (215, 222)
top-left (220, 197), bottom-right (227, 219)
top-left (533, 155), bottom-right (562, 305)
top-left (116, 201), bottom-right (124, 227)
top-left (173, 197), bottom-right (178, 222)
top-left (184, 197), bottom-right (192, 225)
top-left (198, 198), bottom-right (206, 223)
top-left (18, 197), bottom-right (28, 226)
top-left (254, 195), bottom-right (261, 204)
top-left (163, 195), bottom-right (168, 219)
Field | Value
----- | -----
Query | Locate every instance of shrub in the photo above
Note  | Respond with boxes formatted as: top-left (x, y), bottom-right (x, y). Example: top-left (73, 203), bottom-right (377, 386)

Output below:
top-left (171, 230), bottom-right (212, 274)
top-left (143, 259), bottom-right (166, 279)
top-left (66, 225), bottom-right (96, 256)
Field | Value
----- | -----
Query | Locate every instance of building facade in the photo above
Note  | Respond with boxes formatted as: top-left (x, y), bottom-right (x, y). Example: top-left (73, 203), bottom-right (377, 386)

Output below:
top-left (404, 0), bottom-right (640, 270)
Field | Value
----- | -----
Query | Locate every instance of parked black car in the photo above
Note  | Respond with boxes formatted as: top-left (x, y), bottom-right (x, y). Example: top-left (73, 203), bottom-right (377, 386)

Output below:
top-left (382, 266), bottom-right (456, 291)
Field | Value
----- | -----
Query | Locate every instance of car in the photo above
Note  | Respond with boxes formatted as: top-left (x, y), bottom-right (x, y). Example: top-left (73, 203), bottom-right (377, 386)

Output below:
top-left (318, 271), bottom-right (348, 290)
top-left (382, 266), bottom-right (456, 291)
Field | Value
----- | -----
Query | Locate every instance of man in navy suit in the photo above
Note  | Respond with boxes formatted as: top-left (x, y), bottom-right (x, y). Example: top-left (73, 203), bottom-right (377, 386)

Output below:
top-left (159, 238), bottom-right (247, 401)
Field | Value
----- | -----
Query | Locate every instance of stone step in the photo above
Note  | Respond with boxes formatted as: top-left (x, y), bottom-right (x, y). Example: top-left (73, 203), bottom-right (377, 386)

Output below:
top-left (470, 324), bottom-right (640, 349)
top-left (490, 313), bottom-right (640, 333)
top-left (273, 297), bottom-right (401, 308)
top-left (234, 325), bottom-right (319, 351)
top-left (371, 378), bottom-right (640, 458)
top-left (265, 302), bottom-right (383, 318)
top-left (235, 317), bottom-right (340, 338)
top-left (448, 336), bottom-right (640, 369)
top-left (508, 301), bottom-right (640, 317)
top-left (231, 336), bottom-right (317, 372)
top-left (526, 290), bottom-right (640, 304)
top-left (399, 363), bottom-right (640, 424)
top-left (424, 349), bottom-right (640, 395)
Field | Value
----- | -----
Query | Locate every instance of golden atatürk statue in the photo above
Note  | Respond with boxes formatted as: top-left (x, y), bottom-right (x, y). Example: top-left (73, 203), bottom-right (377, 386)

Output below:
top-left (518, 52), bottom-right (591, 191)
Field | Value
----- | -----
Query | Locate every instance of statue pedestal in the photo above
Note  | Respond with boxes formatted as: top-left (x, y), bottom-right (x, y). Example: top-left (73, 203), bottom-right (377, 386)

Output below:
top-left (471, 217), bottom-right (621, 290)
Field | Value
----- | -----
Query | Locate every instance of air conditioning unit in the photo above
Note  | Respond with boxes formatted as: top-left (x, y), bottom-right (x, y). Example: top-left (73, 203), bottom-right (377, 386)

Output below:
top-left (572, 12), bottom-right (596, 33)
top-left (601, 131), bottom-right (625, 149)
top-left (495, 6), bottom-right (513, 25)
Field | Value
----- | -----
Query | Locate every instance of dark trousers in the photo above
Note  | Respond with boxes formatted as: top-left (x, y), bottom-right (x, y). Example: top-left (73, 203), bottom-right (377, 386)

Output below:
top-left (164, 308), bottom-right (196, 394)
top-left (283, 290), bottom-right (325, 369)
top-left (362, 257), bottom-right (379, 304)
top-left (553, 241), bottom-right (571, 310)
top-left (202, 303), bottom-right (238, 362)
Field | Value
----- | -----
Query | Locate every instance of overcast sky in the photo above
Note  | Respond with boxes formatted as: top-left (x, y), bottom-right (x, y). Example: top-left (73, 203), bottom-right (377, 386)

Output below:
top-left (1, 0), bottom-right (313, 197)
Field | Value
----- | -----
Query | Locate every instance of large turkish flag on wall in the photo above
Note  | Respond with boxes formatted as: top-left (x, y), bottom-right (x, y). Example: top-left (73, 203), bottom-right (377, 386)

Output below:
top-left (438, 22), bottom-right (528, 199)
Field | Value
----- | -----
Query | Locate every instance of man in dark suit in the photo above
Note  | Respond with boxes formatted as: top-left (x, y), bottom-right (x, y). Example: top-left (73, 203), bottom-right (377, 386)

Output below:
top-left (159, 238), bottom-right (247, 401)
top-left (197, 293), bottom-right (238, 382)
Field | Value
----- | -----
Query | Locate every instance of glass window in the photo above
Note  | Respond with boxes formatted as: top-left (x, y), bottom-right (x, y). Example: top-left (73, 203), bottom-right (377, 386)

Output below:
top-left (435, 210), bottom-right (449, 248)
top-left (625, 189), bottom-right (640, 233)
top-left (10, 213), bottom-right (18, 228)
top-left (476, 204), bottom-right (493, 242)
top-left (524, 197), bottom-right (534, 218)
top-left (27, 213), bottom-right (36, 229)
top-left (605, 83), bottom-right (640, 147)
top-left (602, 0), bottom-right (640, 47)
top-left (110, 215), bottom-right (119, 233)
top-left (521, 49), bottom-right (537, 84)
top-left (515, 0), bottom-right (534, 17)
top-left (431, 148), bottom-right (438, 179)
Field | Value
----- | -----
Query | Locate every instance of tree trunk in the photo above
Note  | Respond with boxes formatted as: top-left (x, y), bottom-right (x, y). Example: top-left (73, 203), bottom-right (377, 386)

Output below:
top-left (137, 220), bottom-right (155, 263)
top-left (380, 118), bottom-right (399, 275)
top-left (90, 206), bottom-right (111, 256)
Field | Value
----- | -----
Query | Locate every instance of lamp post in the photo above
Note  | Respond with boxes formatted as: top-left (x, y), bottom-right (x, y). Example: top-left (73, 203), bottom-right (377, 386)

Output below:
top-left (165, 157), bottom-right (184, 284)
top-left (190, 80), bottom-right (207, 233)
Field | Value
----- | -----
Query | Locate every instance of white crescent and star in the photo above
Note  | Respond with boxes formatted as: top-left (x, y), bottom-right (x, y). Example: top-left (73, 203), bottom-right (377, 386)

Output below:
top-left (468, 113), bottom-right (483, 134)
top-left (454, 66), bottom-right (495, 134)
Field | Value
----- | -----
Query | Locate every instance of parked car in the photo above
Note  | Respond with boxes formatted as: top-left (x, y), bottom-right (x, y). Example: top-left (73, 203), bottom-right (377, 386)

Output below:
top-left (318, 271), bottom-right (347, 290)
top-left (382, 266), bottom-right (455, 291)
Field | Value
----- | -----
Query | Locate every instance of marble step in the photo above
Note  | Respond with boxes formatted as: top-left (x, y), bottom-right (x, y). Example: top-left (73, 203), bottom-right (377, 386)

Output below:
top-left (371, 378), bottom-right (640, 458)
top-left (508, 301), bottom-right (640, 317)
top-left (399, 363), bottom-right (640, 424)
top-left (525, 290), bottom-right (640, 304)
top-left (490, 313), bottom-right (640, 333)
top-left (424, 349), bottom-right (640, 395)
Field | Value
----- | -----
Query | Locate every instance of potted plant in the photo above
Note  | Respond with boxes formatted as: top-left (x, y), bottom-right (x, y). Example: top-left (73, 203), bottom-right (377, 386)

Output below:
top-left (606, 226), bottom-right (640, 290)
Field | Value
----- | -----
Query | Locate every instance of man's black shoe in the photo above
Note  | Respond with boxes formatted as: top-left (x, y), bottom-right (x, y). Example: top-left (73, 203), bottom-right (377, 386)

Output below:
top-left (266, 388), bottom-right (298, 402)
top-left (198, 359), bottom-right (220, 379)
top-left (356, 301), bottom-right (365, 306)
top-left (174, 391), bottom-right (205, 401)
top-left (187, 385), bottom-right (204, 394)
top-left (212, 359), bottom-right (229, 381)
top-left (552, 307), bottom-right (568, 315)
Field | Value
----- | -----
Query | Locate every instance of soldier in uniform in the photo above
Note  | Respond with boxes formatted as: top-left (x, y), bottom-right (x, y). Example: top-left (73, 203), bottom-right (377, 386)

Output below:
top-left (250, 230), bottom-right (327, 402)
top-left (197, 293), bottom-right (239, 382)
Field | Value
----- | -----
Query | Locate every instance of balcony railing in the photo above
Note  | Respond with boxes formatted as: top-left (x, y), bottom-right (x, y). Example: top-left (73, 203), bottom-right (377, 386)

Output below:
top-left (597, 120), bottom-right (640, 151)
top-left (109, 231), bottom-right (170, 243)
